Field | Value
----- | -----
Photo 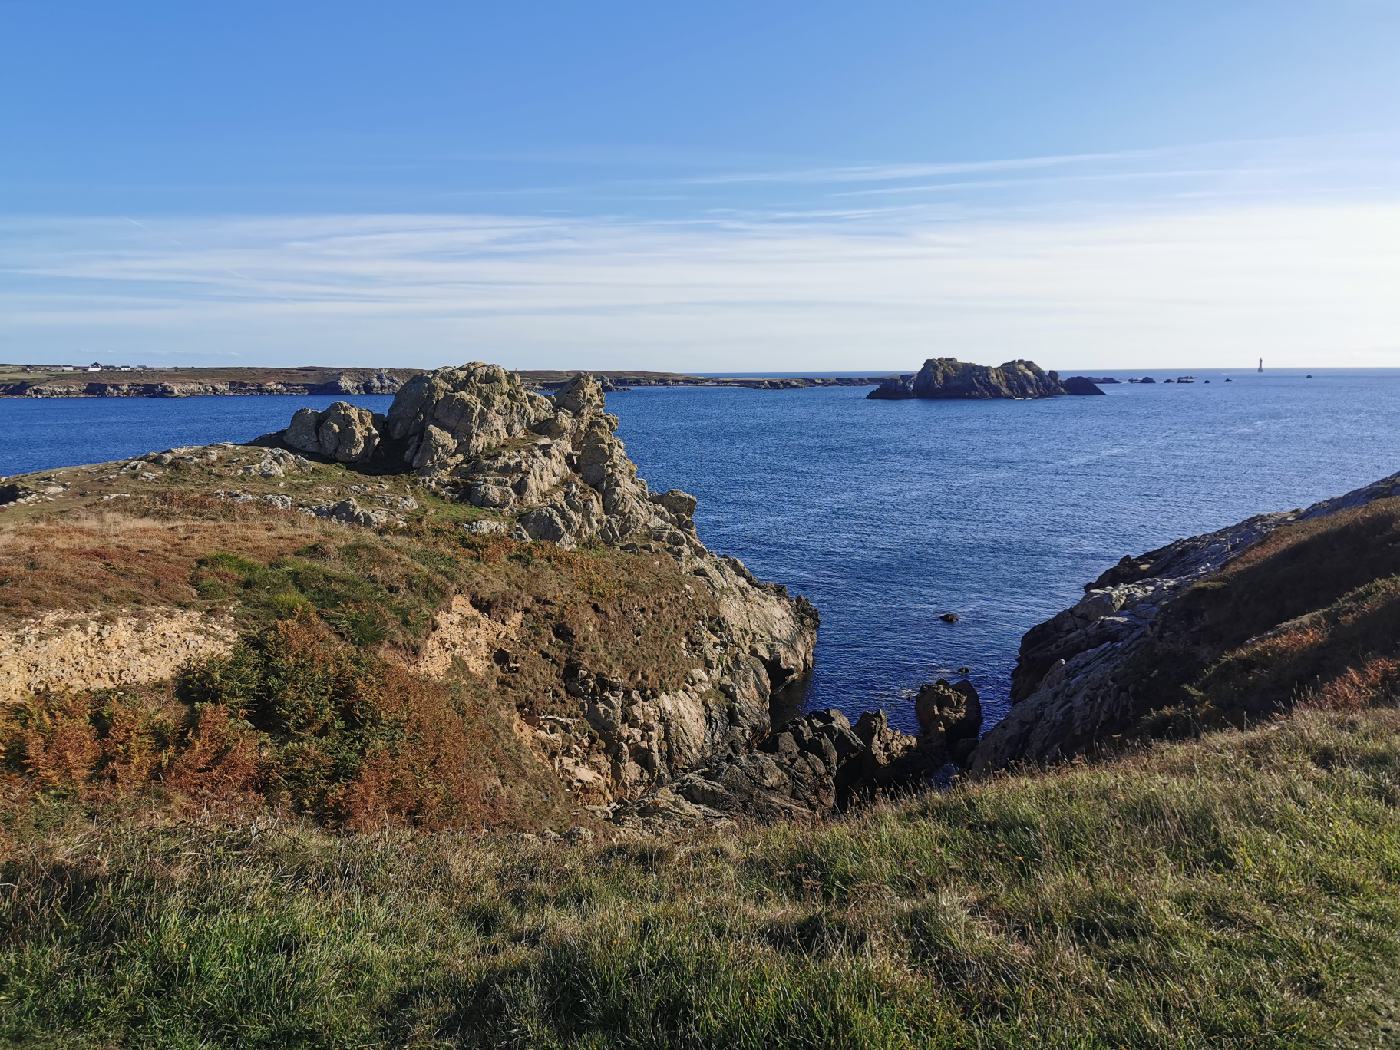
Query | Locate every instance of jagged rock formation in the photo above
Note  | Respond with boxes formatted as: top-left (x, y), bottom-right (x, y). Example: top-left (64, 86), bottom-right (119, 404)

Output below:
top-left (613, 677), bottom-right (984, 828)
top-left (285, 402), bottom-right (383, 463)
top-left (287, 363), bottom-right (706, 549)
top-left (868, 358), bottom-right (1069, 400)
top-left (972, 470), bottom-right (1400, 773)
top-left (275, 363), bottom-right (819, 803)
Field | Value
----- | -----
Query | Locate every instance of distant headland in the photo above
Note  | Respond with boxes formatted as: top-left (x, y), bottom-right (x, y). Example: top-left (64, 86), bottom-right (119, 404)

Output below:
top-left (0, 362), bottom-right (894, 398)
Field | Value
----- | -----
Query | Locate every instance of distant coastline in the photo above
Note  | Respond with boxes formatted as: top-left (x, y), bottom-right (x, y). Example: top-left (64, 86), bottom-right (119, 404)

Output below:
top-left (0, 363), bottom-right (894, 398)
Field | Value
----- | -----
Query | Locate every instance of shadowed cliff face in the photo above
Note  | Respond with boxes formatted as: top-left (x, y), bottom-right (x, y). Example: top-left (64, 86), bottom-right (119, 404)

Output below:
top-left (973, 470), bottom-right (1400, 773)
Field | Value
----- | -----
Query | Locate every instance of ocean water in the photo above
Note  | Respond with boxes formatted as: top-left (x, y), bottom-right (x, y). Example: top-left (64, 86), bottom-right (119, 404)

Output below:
top-left (4, 368), bottom-right (1399, 733)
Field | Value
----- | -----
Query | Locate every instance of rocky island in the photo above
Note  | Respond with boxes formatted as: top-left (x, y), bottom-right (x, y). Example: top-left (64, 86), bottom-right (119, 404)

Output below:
top-left (868, 357), bottom-right (1105, 399)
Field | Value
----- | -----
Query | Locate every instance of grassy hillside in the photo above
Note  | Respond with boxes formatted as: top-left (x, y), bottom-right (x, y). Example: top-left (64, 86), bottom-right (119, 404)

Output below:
top-left (2, 701), bottom-right (1398, 1049)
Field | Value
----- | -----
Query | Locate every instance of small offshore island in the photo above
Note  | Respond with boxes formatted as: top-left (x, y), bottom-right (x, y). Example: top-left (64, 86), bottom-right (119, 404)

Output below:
top-left (2, 361), bottom-right (1399, 1044)
top-left (869, 357), bottom-right (1106, 399)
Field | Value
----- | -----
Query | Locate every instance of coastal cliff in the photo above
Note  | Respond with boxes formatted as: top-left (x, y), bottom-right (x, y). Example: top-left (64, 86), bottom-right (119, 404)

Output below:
top-left (868, 357), bottom-right (1104, 399)
top-left (0, 363), bottom-right (818, 827)
top-left (973, 469), bottom-right (1400, 772)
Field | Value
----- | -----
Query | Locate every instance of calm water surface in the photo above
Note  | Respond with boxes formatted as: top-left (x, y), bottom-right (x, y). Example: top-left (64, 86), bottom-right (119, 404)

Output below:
top-left (4, 369), bottom-right (1398, 732)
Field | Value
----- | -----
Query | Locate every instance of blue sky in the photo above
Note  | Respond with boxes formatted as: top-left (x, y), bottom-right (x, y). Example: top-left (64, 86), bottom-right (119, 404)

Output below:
top-left (3, 1), bottom-right (1399, 370)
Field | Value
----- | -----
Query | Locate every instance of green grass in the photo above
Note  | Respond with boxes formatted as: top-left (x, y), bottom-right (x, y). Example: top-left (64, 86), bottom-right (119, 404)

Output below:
top-left (192, 545), bottom-right (453, 648)
top-left (3, 704), bottom-right (1398, 1048)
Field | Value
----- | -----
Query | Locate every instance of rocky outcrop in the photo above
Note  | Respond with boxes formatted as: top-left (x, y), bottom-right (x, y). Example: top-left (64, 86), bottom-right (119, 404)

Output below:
top-left (280, 362), bottom-right (712, 550)
top-left (972, 470), bottom-right (1400, 773)
top-left (326, 369), bottom-right (405, 395)
top-left (285, 402), bottom-right (383, 462)
top-left (868, 358), bottom-right (1067, 400)
top-left (609, 709), bottom-right (909, 828)
top-left (915, 679), bottom-right (982, 764)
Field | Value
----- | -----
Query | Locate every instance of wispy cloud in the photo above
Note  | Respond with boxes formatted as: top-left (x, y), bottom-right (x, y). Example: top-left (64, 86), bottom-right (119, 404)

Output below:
top-left (3, 194), bottom-right (1398, 370)
top-left (679, 150), bottom-right (1145, 186)
top-left (669, 137), bottom-right (1333, 188)
top-left (826, 167), bottom-right (1291, 198)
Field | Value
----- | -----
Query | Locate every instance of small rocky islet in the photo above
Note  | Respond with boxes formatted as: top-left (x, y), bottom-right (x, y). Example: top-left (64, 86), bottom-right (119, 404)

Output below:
top-left (868, 356), bottom-right (1107, 399)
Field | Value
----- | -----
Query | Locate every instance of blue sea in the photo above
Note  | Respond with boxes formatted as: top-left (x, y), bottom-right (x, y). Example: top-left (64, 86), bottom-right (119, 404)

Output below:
top-left (4, 368), bottom-right (1399, 733)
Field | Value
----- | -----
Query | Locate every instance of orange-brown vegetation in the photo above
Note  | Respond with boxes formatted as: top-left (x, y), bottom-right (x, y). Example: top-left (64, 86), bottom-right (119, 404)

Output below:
top-left (0, 453), bottom-right (730, 830)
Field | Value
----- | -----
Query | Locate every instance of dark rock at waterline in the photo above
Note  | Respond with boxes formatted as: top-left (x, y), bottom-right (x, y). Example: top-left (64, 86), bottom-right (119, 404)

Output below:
top-left (915, 679), bottom-right (982, 759)
top-left (609, 709), bottom-right (908, 827)
top-left (940, 611), bottom-right (960, 623)
top-left (1062, 376), bottom-right (1107, 395)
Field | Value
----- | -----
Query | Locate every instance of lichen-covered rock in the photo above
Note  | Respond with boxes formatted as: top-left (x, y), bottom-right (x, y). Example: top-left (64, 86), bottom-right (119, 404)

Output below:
top-left (372, 365), bottom-right (691, 549)
top-left (285, 401), bottom-right (383, 462)
top-left (386, 362), bottom-right (552, 470)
